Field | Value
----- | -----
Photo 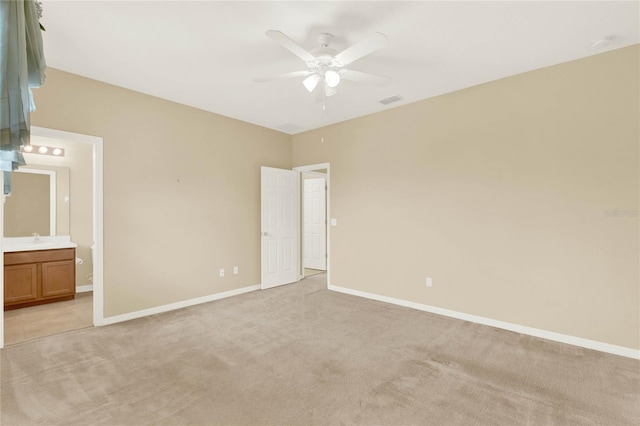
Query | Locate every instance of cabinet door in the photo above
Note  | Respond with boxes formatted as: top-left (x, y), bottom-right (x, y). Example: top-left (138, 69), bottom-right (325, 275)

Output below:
top-left (41, 260), bottom-right (75, 298)
top-left (5, 264), bottom-right (39, 304)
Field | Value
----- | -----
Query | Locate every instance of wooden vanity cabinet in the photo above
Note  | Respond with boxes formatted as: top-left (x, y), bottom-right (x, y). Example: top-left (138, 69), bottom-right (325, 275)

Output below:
top-left (4, 264), bottom-right (38, 304)
top-left (4, 248), bottom-right (76, 310)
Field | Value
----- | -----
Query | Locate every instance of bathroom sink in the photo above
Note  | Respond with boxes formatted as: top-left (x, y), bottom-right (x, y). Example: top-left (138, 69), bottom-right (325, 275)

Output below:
top-left (21, 242), bottom-right (60, 250)
top-left (2, 236), bottom-right (78, 252)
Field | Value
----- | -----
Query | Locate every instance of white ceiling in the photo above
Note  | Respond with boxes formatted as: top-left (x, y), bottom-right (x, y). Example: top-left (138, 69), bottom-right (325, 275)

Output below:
top-left (40, 1), bottom-right (639, 134)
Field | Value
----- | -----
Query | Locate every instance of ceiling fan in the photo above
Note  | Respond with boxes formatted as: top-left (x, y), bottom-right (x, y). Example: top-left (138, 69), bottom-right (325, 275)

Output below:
top-left (255, 30), bottom-right (391, 100)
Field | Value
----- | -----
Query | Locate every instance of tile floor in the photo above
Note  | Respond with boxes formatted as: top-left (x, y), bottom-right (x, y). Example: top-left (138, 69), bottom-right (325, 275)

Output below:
top-left (4, 292), bottom-right (93, 345)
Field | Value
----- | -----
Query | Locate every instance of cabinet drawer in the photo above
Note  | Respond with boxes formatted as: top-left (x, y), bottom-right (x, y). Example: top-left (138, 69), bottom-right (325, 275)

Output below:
top-left (4, 264), bottom-right (38, 304)
top-left (4, 248), bottom-right (75, 266)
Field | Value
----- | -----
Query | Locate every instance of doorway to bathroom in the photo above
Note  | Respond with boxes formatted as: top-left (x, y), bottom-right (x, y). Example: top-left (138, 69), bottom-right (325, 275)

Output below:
top-left (0, 127), bottom-right (104, 347)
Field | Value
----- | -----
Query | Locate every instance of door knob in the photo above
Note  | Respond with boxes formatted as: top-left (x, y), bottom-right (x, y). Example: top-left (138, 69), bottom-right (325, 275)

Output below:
top-left (261, 232), bottom-right (268, 237)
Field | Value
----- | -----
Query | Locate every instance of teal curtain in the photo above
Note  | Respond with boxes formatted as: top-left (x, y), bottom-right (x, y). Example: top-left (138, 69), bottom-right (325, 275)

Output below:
top-left (0, 0), bottom-right (46, 194)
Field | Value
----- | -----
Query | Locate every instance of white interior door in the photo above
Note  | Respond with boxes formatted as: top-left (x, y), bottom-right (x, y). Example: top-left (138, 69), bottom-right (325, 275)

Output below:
top-left (303, 177), bottom-right (326, 270)
top-left (261, 167), bottom-right (299, 289)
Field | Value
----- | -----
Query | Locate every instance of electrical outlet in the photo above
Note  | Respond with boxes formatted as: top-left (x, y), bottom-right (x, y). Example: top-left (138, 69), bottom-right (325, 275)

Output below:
top-left (233, 266), bottom-right (239, 275)
top-left (426, 277), bottom-right (432, 287)
top-left (219, 268), bottom-right (225, 277)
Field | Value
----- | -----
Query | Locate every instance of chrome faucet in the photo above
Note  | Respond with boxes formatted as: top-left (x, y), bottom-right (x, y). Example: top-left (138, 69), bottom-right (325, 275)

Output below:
top-left (32, 233), bottom-right (40, 243)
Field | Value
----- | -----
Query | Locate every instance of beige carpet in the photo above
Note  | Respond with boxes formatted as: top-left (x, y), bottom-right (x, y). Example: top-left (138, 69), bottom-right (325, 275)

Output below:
top-left (1, 274), bottom-right (639, 425)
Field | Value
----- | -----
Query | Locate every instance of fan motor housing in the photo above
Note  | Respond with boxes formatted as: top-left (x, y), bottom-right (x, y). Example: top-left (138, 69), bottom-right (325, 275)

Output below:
top-left (311, 47), bottom-right (338, 60)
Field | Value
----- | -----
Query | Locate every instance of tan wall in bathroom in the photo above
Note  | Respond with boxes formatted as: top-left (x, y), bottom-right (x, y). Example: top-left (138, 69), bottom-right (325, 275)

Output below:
top-left (293, 45), bottom-right (640, 350)
top-left (4, 172), bottom-right (50, 237)
top-left (22, 137), bottom-right (94, 287)
top-left (31, 68), bottom-right (292, 317)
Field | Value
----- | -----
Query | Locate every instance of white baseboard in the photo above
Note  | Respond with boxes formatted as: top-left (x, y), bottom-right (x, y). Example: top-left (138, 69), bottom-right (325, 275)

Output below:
top-left (328, 284), bottom-right (640, 360)
top-left (97, 284), bottom-right (261, 326)
top-left (76, 285), bottom-right (93, 293)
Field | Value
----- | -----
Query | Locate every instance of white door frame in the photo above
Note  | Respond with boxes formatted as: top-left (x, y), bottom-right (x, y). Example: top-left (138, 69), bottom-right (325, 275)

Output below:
top-left (0, 126), bottom-right (104, 349)
top-left (293, 163), bottom-right (331, 286)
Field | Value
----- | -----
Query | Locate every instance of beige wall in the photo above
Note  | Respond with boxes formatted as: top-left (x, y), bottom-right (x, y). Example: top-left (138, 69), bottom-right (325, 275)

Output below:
top-left (4, 172), bottom-right (50, 237)
top-left (22, 137), bottom-right (93, 287)
top-left (293, 46), bottom-right (640, 349)
top-left (27, 46), bottom-right (638, 350)
top-left (31, 68), bottom-right (291, 317)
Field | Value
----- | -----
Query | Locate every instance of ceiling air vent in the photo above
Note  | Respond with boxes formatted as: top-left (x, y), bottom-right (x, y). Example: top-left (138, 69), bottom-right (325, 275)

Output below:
top-left (277, 123), bottom-right (302, 133)
top-left (379, 95), bottom-right (404, 105)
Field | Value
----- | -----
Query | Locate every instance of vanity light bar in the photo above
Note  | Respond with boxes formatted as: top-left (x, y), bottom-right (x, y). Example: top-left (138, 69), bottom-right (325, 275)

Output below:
top-left (21, 144), bottom-right (65, 157)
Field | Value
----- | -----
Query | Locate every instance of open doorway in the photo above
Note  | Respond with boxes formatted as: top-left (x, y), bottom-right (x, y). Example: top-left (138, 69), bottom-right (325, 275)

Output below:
top-left (0, 126), bottom-right (104, 348)
top-left (259, 163), bottom-right (330, 290)
top-left (293, 163), bottom-right (331, 285)
top-left (302, 170), bottom-right (327, 278)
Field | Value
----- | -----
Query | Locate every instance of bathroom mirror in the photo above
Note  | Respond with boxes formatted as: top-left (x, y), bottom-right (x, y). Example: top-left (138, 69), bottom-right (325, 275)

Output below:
top-left (3, 166), bottom-right (71, 237)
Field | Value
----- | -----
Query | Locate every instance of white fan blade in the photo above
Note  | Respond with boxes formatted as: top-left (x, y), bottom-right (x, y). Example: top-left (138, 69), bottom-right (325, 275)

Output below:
top-left (333, 32), bottom-right (388, 66)
top-left (266, 30), bottom-right (316, 64)
top-left (339, 69), bottom-right (391, 86)
top-left (254, 70), bottom-right (312, 83)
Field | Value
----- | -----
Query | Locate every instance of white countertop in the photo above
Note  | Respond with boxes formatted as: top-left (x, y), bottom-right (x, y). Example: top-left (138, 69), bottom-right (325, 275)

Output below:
top-left (3, 236), bottom-right (78, 253)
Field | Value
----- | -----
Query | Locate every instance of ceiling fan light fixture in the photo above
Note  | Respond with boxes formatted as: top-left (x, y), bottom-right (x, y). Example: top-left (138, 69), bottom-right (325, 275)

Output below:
top-left (303, 74), bottom-right (321, 92)
top-left (259, 30), bottom-right (390, 98)
top-left (324, 84), bottom-right (337, 97)
top-left (325, 70), bottom-right (340, 88)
